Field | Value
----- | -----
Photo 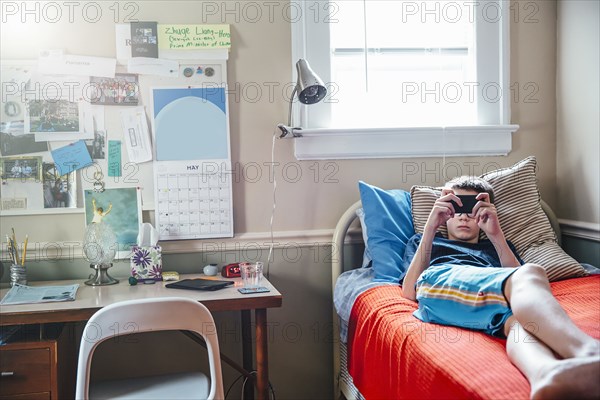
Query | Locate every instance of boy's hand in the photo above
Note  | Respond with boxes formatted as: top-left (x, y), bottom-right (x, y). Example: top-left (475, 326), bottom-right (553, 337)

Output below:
top-left (425, 188), bottom-right (460, 234)
top-left (472, 193), bottom-right (503, 238)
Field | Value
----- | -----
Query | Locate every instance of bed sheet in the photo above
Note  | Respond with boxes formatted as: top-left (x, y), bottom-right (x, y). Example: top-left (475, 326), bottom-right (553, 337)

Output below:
top-left (334, 267), bottom-right (395, 342)
top-left (347, 275), bottom-right (600, 400)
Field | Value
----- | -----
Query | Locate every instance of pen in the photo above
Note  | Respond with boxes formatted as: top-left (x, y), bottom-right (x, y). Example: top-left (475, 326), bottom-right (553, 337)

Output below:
top-left (22, 235), bottom-right (28, 266)
top-left (11, 228), bottom-right (20, 265)
top-left (6, 235), bottom-right (16, 265)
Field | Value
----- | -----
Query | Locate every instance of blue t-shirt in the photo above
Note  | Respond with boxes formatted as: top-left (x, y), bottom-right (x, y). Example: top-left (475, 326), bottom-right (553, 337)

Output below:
top-left (402, 233), bottom-right (523, 277)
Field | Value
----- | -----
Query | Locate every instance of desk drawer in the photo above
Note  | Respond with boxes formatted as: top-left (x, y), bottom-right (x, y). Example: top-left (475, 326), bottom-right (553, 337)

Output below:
top-left (0, 348), bottom-right (51, 396)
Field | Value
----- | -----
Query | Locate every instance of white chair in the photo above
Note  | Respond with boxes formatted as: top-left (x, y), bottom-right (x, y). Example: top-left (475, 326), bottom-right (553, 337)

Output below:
top-left (75, 297), bottom-right (224, 400)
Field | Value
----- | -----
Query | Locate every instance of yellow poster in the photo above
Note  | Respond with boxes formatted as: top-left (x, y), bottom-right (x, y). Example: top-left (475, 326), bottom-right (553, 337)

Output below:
top-left (158, 24), bottom-right (231, 50)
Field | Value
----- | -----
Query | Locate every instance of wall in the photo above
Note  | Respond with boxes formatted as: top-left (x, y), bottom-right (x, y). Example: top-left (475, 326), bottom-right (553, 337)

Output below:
top-left (0, 1), bottom-right (563, 398)
top-left (1, 0), bottom-right (560, 244)
top-left (556, 0), bottom-right (600, 224)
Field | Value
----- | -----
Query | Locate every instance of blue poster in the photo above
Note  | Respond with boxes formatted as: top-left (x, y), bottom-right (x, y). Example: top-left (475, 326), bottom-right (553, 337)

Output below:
top-left (153, 87), bottom-right (229, 161)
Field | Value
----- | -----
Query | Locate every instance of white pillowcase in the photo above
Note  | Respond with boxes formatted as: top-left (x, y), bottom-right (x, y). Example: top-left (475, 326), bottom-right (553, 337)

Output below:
top-left (356, 208), bottom-right (372, 268)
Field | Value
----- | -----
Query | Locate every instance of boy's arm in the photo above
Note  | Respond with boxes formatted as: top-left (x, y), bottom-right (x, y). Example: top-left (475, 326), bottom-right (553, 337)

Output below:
top-left (403, 189), bottom-right (461, 301)
top-left (490, 232), bottom-right (521, 268)
top-left (402, 228), bottom-right (436, 301)
top-left (472, 193), bottom-right (521, 268)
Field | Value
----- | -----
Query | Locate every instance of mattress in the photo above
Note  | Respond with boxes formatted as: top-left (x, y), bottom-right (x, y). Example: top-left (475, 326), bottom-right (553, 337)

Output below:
top-left (347, 275), bottom-right (600, 400)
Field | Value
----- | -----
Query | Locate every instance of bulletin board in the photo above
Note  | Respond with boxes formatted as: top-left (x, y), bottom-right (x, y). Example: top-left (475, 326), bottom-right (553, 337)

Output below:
top-left (0, 58), bottom-right (230, 224)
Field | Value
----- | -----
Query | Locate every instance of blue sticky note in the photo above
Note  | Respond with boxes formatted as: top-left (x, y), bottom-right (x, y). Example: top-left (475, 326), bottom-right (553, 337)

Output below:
top-left (108, 140), bottom-right (122, 177)
top-left (51, 140), bottom-right (93, 176)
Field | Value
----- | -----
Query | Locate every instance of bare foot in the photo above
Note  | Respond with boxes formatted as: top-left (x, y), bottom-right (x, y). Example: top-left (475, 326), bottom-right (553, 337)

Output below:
top-left (531, 356), bottom-right (600, 400)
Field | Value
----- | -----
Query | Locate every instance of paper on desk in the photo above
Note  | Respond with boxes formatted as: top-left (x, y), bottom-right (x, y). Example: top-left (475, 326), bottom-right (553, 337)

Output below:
top-left (0, 283), bottom-right (79, 305)
top-left (38, 50), bottom-right (116, 78)
top-left (127, 58), bottom-right (179, 78)
top-left (120, 107), bottom-right (153, 163)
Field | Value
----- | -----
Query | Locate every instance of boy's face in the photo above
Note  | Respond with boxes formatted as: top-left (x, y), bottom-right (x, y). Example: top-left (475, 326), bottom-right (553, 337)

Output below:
top-left (446, 188), bottom-right (480, 243)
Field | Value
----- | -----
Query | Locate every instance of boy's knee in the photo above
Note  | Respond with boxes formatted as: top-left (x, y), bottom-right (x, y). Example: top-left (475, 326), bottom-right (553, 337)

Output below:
top-left (515, 263), bottom-right (548, 282)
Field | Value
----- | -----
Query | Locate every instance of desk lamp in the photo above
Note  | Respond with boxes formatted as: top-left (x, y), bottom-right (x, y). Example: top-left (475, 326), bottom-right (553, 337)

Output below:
top-left (277, 59), bottom-right (327, 138)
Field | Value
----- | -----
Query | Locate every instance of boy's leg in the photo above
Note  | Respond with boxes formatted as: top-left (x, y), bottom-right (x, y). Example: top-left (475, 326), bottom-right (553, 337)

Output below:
top-left (504, 317), bottom-right (600, 399)
top-left (503, 263), bottom-right (599, 359)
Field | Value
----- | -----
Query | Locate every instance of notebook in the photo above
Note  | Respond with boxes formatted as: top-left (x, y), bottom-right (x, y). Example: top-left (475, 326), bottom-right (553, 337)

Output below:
top-left (165, 278), bottom-right (234, 291)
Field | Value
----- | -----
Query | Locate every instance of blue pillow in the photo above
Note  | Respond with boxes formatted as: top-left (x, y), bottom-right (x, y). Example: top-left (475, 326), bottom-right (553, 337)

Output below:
top-left (358, 181), bottom-right (415, 283)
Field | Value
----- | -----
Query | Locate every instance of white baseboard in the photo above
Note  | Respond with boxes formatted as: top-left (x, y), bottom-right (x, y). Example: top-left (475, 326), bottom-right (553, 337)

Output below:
top-left (559, 219), bottom-right (600, 242)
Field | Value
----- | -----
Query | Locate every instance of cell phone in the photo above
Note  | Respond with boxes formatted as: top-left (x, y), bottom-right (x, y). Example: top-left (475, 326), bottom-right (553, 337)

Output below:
top-left (238, 287), bottom-right (270, 294)
top-left (450, 195), bottom-right (478, 214)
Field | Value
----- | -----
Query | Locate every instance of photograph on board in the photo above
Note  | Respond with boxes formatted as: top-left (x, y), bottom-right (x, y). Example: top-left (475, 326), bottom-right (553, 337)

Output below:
top-left (90, 73), bottom-right (140, 106)
top-left (0, 156), bottom-right (42, 180)
top-left (85, 130), bottom-right (107, 159)
top-left (84, 187), bottom-right (142, 259)
top-left (42, 162), bottom-right (77, 208)
top-left (26, 100), bottom-right (81, 134)
top-left (0, 120), bottom-right (48, 156)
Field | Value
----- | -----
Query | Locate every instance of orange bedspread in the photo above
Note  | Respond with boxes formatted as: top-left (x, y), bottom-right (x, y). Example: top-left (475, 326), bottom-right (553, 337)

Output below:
top-left (347, 275), bottom-right (600, 400)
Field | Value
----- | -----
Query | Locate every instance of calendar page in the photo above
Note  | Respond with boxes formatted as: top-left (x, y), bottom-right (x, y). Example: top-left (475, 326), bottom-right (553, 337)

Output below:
top-left (151, 84), bottom-right (233, 241)
top-left (154, 161), bottom-right (233, 240)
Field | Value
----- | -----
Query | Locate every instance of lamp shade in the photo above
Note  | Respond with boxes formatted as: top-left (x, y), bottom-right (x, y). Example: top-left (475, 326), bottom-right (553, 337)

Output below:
top-left (295, 59), bottom-right (326, 104)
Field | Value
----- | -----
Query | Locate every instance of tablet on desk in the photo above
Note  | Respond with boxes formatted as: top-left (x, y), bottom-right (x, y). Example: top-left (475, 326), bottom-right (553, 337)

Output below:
top-left (165, 279), bottom-right (234, 291)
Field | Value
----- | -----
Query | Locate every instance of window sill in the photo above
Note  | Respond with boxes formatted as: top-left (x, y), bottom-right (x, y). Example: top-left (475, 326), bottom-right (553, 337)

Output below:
top-left (292, 125), bottom-right (520, 160)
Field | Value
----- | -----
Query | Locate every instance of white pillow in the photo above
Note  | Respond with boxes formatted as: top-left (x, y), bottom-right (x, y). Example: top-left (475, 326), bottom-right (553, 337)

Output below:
top-left (356, 208), bottom-right (372, 268)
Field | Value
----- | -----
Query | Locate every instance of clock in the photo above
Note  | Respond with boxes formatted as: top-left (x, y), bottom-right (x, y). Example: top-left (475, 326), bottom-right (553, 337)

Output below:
top-left (221, 263), bottom-right (241, 278)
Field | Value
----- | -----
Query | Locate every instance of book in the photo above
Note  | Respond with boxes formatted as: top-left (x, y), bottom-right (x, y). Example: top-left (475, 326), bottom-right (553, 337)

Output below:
top-left (165, 278), bottom-right (233, 291)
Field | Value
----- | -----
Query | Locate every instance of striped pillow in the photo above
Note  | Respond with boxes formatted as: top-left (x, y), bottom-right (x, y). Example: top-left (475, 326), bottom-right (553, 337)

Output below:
top-left (410, 157), bottom-right (586, 281)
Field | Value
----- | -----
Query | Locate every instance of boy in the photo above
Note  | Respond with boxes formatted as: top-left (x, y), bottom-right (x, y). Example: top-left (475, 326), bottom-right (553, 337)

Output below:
top-left (402, 176), bottom-right (599, 399)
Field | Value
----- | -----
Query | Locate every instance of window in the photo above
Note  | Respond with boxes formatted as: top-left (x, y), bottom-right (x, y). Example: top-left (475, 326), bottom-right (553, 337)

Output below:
top-left (290, 0), bottom-right (519, 159)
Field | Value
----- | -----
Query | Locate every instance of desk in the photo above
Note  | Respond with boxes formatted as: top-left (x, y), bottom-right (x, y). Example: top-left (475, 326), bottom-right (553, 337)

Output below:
top-left (0, 274), bottom-right (283, 400)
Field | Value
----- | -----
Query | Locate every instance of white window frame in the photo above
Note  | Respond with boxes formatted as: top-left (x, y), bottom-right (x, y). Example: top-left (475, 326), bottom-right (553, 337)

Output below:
top-left (289, 0), bottom-right (519, 160)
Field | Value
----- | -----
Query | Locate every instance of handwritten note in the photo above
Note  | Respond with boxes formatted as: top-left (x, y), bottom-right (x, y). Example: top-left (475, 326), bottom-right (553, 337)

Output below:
top-left (51, 140), bottom-right (93, 176)
top-left (158, 24), bottom-right (231, 50)
top-left (108, 140), bottom-right (122, 177)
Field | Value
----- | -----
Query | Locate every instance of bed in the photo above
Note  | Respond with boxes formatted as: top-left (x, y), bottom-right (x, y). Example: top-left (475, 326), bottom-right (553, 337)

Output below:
top-left (332, 199), bottom-right (600, 400)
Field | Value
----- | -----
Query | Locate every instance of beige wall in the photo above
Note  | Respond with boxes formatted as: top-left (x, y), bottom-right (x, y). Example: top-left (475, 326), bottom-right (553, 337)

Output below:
top-left (1, 0), bottom-right (560, 244)
top-left (557, 0), bottom-right (600, 223)
top-left (0, 1), bottom-right (566, 398)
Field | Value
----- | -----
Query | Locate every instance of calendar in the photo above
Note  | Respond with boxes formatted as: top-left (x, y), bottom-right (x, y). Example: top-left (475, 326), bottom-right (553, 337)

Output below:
top-left (154, 161), bottom-right (233, 240)
top-left (151, 79), bottom-right (233, 241)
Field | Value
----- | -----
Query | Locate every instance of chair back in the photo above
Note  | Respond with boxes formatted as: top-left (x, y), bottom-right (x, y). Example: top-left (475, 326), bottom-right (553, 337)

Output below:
top-left (75, 297), bottom-right (224, 400)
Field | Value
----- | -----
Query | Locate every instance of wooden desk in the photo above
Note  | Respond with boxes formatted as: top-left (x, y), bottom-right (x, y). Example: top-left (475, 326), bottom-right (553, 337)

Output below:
top-left (0, 274), bottom-right (283, 400)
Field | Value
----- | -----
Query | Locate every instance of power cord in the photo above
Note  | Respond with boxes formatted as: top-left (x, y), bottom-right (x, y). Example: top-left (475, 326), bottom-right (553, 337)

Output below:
top-left (239, 370), bottom-right (276, 400)
top-left (240, 371), bottom-right (257, 399)
top-left (225, 373), bottom-right (245, 399)
top-left (266, 128), bottom-right (278, 280)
